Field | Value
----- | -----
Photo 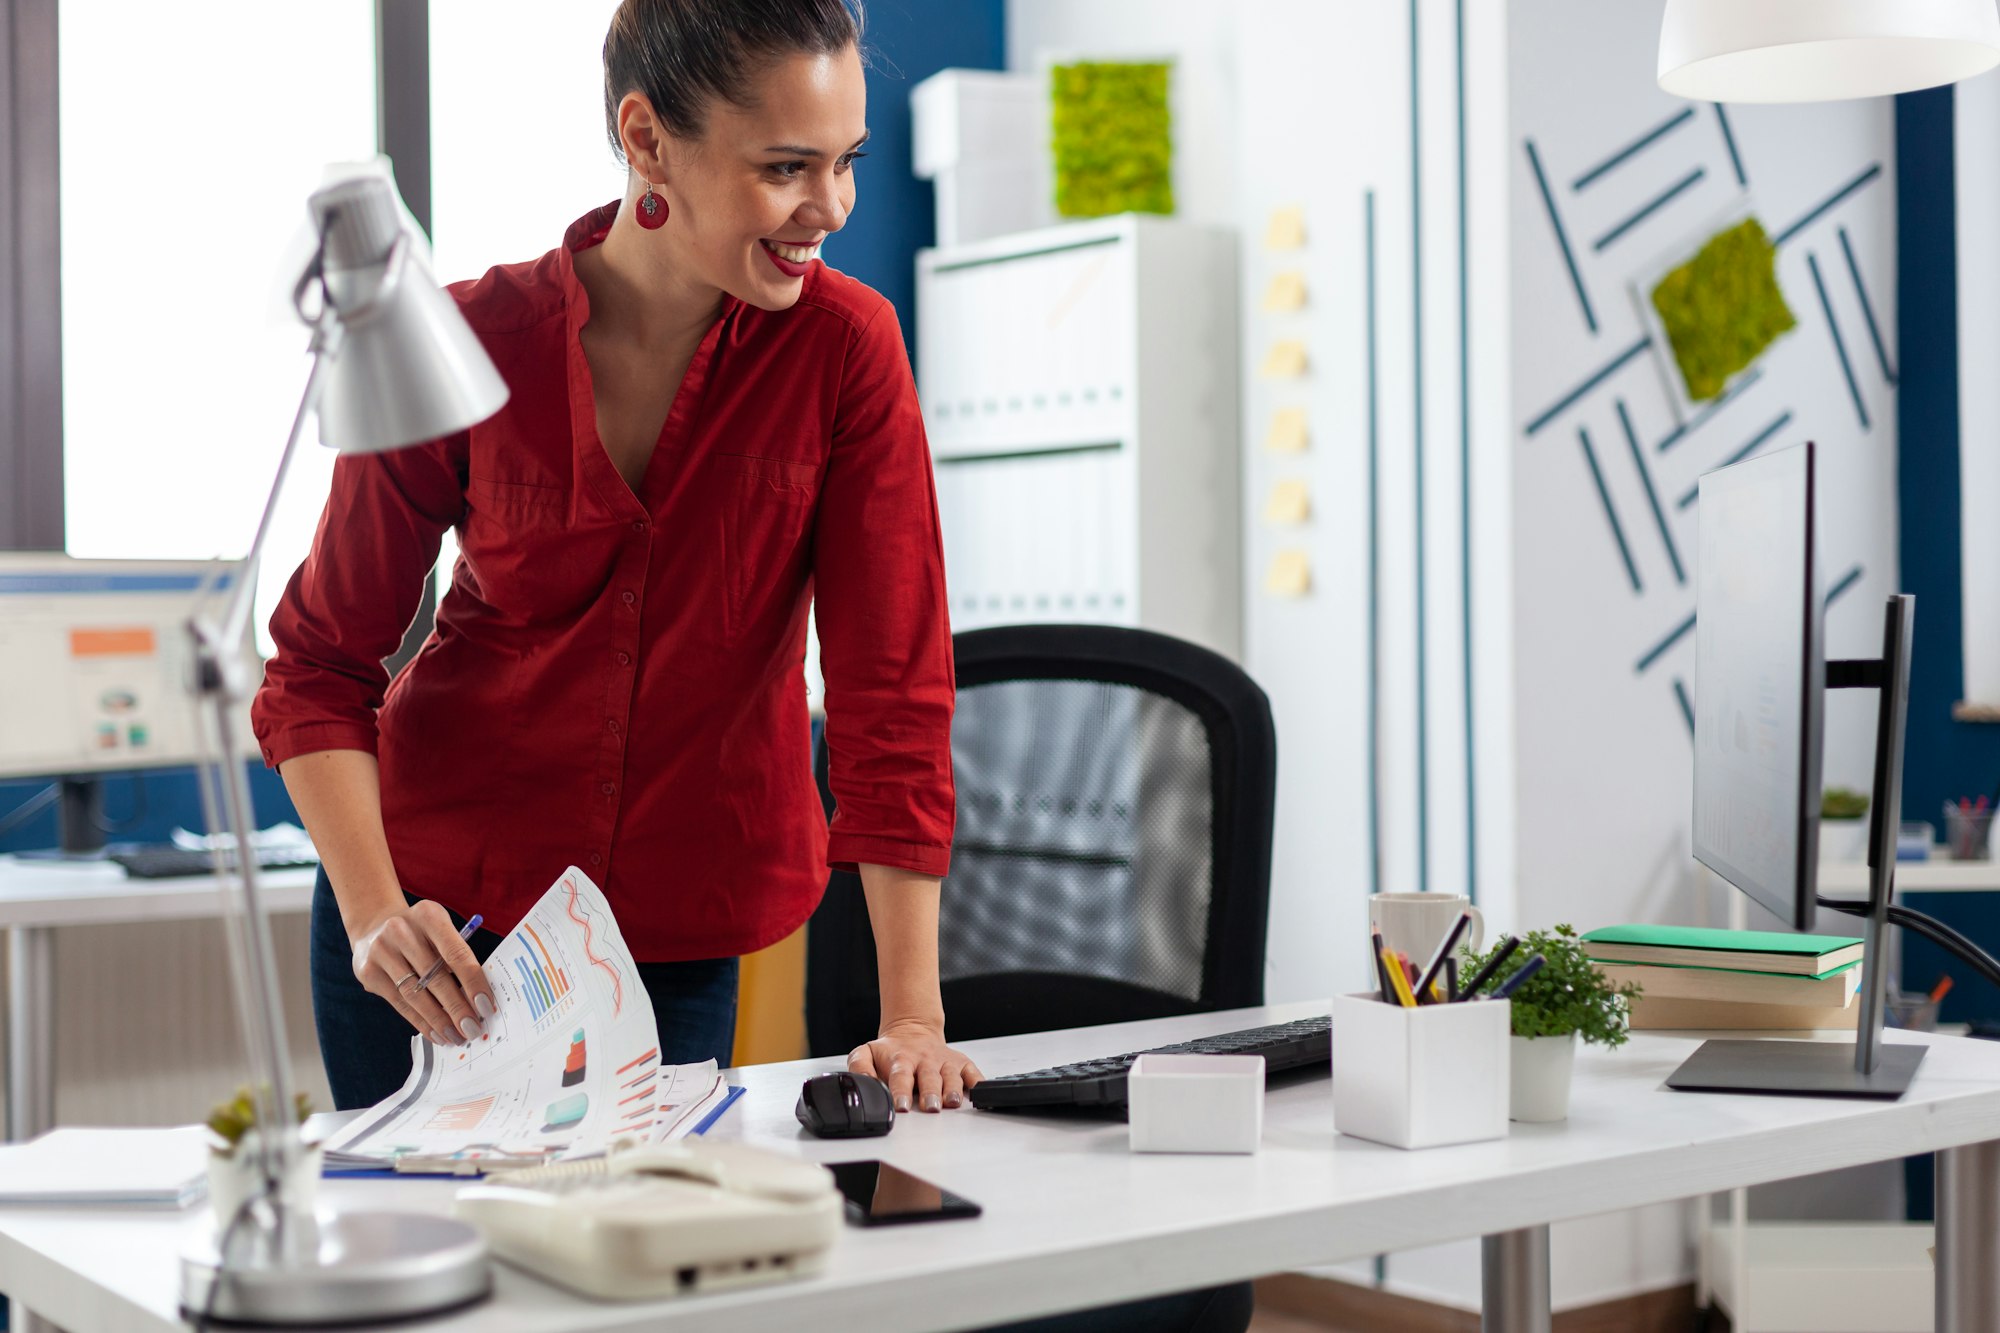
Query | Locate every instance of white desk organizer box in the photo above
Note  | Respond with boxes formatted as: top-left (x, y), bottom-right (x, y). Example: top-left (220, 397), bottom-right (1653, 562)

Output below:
top-left (1127, 1053), bottom-right (1265, 1154)
top-left (1329, 993), bottom-right (1511, 1149)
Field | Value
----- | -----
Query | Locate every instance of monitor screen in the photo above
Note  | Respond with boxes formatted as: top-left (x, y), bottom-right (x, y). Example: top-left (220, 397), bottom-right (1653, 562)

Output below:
top-left (1692, 443), bottom-right (1823, 930)
top-left (0, 555), bottom-right (259, 782)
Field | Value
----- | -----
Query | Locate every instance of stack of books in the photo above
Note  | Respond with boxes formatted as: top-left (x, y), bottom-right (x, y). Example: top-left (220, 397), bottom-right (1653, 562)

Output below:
top-left (1581, 925), bottom-right (1866, 1030)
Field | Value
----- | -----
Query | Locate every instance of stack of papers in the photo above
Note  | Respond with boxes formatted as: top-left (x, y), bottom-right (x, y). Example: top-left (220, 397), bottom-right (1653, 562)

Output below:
top-left (326, 868), bottom-right (730, 1172)
top-left (0, 1127), bottom-right (210, 1208)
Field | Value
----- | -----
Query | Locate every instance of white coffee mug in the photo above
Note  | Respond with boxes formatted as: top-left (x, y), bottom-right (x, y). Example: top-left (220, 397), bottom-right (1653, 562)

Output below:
top-left (1369, 893), bottom-right (1484, 980)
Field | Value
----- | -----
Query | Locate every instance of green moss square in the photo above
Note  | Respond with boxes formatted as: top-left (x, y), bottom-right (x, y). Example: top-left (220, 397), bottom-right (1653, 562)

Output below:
top-left (1649, 217), bottom-right (1796, 402)
top-left (1049, 61), bottom-right (1174, 219)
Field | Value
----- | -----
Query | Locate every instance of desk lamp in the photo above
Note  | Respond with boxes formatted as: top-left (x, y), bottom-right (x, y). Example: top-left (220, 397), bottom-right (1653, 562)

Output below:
top-left (178, 162), bottom-right (507, 1323)
top-left (1659, 0), bottom-right (2000, 102)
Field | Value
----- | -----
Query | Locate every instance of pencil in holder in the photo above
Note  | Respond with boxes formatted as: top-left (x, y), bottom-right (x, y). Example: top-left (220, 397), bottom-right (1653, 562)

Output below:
top-left (1329, 992), bottom-right (1510, 1150)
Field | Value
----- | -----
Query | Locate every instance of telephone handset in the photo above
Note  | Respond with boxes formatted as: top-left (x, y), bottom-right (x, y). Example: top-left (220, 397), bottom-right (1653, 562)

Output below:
top-left (452, 1139), bottom-right (841, 1300)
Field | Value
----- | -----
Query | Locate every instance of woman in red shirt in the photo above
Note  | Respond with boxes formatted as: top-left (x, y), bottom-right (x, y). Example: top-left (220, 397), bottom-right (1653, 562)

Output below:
top-left (254, 0), bottom-right (978, 1119)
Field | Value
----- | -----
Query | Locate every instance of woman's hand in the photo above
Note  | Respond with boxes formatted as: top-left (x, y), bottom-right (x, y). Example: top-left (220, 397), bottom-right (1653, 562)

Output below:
top-left (349, 899), bottom-right (495, 1047)
top-left (849, 1018), bottom-right (983, 1113)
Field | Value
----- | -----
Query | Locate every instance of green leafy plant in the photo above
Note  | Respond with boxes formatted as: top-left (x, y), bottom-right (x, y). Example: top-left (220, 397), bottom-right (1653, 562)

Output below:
top-left (1823, 787), bottom-right (1870, 821)
top-left (1049, 61), bottom-right (1174, 219)
top-left (1460, 924), bottom-right (1639, 1047)
top-left (206, 1085), bottom-right (312, 1154)
top-left (1649, 217), bottom-right (1796, 402)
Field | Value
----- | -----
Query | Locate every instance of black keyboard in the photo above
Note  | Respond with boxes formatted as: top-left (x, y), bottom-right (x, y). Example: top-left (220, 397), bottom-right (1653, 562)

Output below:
top-left (968, 1014), bottom-right (1332, 1111)
top-left (110, 846), bottom-right (320, 879)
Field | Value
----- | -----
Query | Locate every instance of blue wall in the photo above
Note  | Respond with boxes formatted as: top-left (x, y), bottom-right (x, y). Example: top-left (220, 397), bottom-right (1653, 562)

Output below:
top-left (821, 0), bottom-right (1007, 359)
top-left (0, 768), bottom-right (298, 856)
top-left (1895, 88), bottom-right (2000, 827)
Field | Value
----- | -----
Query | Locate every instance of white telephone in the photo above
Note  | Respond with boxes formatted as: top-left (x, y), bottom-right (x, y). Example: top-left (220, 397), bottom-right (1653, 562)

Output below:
top-left (452, 1139), bottom-right (842, 1300)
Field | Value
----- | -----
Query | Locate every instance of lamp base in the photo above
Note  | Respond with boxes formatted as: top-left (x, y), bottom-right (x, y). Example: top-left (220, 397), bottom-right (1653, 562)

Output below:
top-left (180, 1210), bottom-right (490, 1325)
top-left (1665, 1038), bottom-right (1925, 1099)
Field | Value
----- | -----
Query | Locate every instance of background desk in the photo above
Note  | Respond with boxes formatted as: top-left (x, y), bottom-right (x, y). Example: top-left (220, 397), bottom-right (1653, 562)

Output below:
top-left (0, 858), bottom-right (320, 1141)
top-left (4, 1003), bottom-right (2000, 1332)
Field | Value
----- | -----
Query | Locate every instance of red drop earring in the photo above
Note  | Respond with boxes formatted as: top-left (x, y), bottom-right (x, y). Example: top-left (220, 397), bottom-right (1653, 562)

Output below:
top-left (636, 180), bottom-right (668, 230)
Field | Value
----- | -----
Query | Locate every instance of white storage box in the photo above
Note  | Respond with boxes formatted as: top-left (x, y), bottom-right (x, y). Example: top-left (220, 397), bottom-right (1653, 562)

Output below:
top-left (1329, 992), bottom-right (1510, 1150)
top-left (910, 68), bottom-right (1053, 246)
top-left (1127, 1053), bottom-right (1265, 1154)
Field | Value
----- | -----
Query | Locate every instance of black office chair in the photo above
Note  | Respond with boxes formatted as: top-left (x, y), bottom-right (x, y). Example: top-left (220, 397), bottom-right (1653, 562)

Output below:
top-left (806, 623), bottom-right (1277, 1058)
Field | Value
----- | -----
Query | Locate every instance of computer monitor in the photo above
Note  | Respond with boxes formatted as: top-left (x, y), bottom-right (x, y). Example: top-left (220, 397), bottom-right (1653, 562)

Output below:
top-left (1671, 441), bottom-right (1925, 1098)
top-left (1690, 443), bottom-right (1824, 932)
top-left (0, 553), bottom-right (259, 854)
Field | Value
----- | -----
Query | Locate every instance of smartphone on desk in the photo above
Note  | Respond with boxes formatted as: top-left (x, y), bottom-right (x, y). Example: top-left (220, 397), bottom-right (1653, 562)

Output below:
top-left (827, 1160), bottom-right (982, 1227)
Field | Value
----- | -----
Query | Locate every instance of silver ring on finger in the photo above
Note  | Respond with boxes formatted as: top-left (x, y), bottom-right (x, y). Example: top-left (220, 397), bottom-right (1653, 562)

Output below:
top-left (394, 971), bottom-right (421, 992)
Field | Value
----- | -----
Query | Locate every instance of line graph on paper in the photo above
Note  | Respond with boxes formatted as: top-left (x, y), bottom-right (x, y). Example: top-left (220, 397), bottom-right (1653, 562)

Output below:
top-left (561, 872), bottom-right (630, 1016)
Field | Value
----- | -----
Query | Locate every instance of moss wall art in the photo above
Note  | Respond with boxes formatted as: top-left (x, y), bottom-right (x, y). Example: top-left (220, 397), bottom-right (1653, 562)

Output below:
top-left (1049, 60), bottom-right (1174, 219)
top-left (1649, 217), bottom-right (1796, 402)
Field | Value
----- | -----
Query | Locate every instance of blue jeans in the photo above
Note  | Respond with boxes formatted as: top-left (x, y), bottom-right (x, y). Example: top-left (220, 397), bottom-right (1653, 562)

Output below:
top-left (308, 869), bottom-right (739, 1111)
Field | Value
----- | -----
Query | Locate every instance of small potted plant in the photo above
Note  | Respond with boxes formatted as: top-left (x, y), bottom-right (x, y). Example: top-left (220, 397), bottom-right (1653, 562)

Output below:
top-left (1821, 787), bottom-right (1871, 864)
top-left (1459, 925), bottom-right (1639, 1122)
top-left (206, 1086), bottom-right (320, 1235)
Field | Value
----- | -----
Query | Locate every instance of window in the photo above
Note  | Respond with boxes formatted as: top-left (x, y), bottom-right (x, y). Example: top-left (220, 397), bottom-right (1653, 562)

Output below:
top-left (58, 2), bottom-right (378, 651)
top-left (429, 0), bottom-right (625, 286)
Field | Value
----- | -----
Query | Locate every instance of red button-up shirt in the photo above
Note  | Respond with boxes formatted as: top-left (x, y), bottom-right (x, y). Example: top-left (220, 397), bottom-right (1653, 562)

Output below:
top-left (253, 203), bottom-right (956, 961)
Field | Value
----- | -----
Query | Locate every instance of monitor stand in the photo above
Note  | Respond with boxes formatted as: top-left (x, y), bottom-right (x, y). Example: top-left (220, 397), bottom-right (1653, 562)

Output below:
top-left (1665, 1037), bottom-right (1924, 1099)
top-left (1669, 594), bottom-right (1925, 1101)
top-left (14, 777), bottom-right (111, 861)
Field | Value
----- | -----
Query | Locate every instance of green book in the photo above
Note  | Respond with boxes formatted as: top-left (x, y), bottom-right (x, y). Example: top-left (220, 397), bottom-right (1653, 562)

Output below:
top-left (1580, 925), bottom-right (1864, 978)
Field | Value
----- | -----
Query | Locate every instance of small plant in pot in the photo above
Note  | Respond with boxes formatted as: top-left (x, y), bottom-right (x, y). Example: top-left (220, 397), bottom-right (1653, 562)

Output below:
top-left (1821, 787), bottom-right (1871, 864)
top-left (1459, 925), bottom-right (1639, 1122)
top-left (205, 1086), bottom-right (319, 1236)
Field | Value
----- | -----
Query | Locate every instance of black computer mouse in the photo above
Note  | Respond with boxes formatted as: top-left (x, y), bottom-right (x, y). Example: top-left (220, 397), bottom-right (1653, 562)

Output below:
top-left (796, 1071), bottom-right (896, 1138)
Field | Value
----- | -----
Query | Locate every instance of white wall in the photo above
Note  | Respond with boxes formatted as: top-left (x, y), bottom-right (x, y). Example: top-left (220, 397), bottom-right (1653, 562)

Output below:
top-left (1956, 69), bottom-right (2000, 706)
top-left (1005, 0), bottom-right (1903, 1314)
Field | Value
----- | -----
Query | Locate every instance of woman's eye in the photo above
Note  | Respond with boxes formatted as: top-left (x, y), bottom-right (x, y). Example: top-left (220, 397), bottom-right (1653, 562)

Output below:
top-left (769, 161), bottom-right (805, 179)
top-left (837, 151), bottom-right (868, 172)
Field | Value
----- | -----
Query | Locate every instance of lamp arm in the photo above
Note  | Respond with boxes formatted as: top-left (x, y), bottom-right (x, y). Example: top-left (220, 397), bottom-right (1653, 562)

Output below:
top-left (193, 315), bottom-right (345, 686)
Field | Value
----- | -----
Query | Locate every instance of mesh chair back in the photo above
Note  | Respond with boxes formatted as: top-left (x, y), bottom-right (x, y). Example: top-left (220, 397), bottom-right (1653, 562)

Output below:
top-left (807, 625), bottom-right (1276, 1056)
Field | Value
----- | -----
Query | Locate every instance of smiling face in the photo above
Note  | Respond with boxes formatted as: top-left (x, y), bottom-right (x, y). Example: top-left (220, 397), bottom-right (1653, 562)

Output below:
top-left (616, 45), bottom-right (868, 314)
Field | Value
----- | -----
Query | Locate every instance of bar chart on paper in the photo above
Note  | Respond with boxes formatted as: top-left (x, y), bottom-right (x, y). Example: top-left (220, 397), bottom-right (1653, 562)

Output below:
top-left (511, 923), bottom-right (573, 1025)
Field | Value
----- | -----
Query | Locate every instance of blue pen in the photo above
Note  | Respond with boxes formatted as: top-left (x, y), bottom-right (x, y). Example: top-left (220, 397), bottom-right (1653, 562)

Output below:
top-left (1487, 954), bottom-right (1546, 1000)
top-left (412, 914), bottom-right (484, 995)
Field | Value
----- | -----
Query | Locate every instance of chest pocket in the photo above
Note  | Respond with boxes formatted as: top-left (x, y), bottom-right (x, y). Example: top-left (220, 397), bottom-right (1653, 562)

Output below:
top-left (714, 453), bottom-right (820, 645)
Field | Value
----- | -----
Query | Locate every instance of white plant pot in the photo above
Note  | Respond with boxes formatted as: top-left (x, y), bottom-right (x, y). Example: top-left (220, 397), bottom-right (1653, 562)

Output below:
top-left (1821, 818), bottom-right (1870, 865)
top-left (208, 1130), bottom-right (323, 1239)
top-left (1509, 1033), bottom-right (1578, 1122)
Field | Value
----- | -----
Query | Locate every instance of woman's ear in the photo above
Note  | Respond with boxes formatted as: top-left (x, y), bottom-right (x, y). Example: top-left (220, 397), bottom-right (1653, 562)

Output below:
top-left (617, 91), bottom-right (669, 184)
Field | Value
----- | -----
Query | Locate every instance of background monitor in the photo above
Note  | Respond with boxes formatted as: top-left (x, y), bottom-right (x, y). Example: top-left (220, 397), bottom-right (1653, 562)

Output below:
top-left (1691, 443), bottom-right (1824, 932)
top-left (0, 553), bottom-right (259, 784)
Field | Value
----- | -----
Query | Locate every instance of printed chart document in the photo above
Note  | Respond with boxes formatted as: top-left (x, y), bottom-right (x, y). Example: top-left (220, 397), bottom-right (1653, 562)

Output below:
top-left (326, 867), bottom-right (728, 1169)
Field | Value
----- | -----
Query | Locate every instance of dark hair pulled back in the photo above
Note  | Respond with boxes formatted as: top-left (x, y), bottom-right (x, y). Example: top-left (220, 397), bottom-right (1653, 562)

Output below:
top-left (603, 0), bottom-right (864, 158)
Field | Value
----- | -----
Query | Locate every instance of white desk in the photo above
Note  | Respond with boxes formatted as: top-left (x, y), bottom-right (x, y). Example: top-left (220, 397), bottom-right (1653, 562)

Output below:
top-left (0, 858), bottom-right (319, 1141)
top-left (3, 1002), bottom-right (2000, 1332)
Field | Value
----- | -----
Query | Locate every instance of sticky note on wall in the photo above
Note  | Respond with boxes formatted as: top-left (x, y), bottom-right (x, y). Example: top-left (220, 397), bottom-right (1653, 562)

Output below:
top-left (1264, 549), bottom-right (1311, 597)
top-left (1264, 479), bottom-right (1311, 526)
top-left (1264, 206), bottom-right (1306, 251)
top-left (1260, 340), bottom-right (1308, 379)
top-left (1262, 270), bottom-right (1308, 312)
top-left (1265, 407), bottom-right (1308, 454)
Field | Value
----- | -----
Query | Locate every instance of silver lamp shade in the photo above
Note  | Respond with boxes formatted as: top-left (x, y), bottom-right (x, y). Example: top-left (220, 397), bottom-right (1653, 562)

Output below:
top-left (1659, 0), bottom-right (2000, 103)
top-left (307, 175), bottom-right (509, 454)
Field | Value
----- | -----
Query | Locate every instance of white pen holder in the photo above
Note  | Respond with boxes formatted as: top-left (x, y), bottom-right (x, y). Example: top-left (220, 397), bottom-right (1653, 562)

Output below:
top-left (1127, 1053), bottom-right (1265, 1154)
top-left (1329, 992), bottom-right (1510, 1150)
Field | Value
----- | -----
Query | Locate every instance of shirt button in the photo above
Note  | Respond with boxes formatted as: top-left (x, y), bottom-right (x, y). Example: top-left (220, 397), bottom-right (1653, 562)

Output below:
top-left (601, 782), bottom-right (615, 795)
top-left (631, 520), bottom-right (646, 533)
top-left (607, 719), bottom-right (619, 733)
top-left (622, 590), bottom-right (636, 606)
top-left (588, 852), bottom-right (602, 866)
top-left (616, 651), bottom-right (631, 666)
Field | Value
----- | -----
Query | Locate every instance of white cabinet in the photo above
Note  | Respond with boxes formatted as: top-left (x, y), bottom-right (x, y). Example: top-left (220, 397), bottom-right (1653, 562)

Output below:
top-left (916, 214), bottom-right (1241, 660)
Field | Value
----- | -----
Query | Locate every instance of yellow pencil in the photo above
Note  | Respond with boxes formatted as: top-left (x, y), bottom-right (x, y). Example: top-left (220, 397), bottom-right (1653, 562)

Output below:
top-left (1386, 951), bottom-right (1417, 1008)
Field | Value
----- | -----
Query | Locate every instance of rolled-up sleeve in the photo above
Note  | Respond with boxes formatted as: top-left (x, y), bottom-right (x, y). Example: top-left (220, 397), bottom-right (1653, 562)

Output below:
top-left (812, 300), bottom-right (956, 876)
top-left (251, 433), bottom-right (468, 769)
